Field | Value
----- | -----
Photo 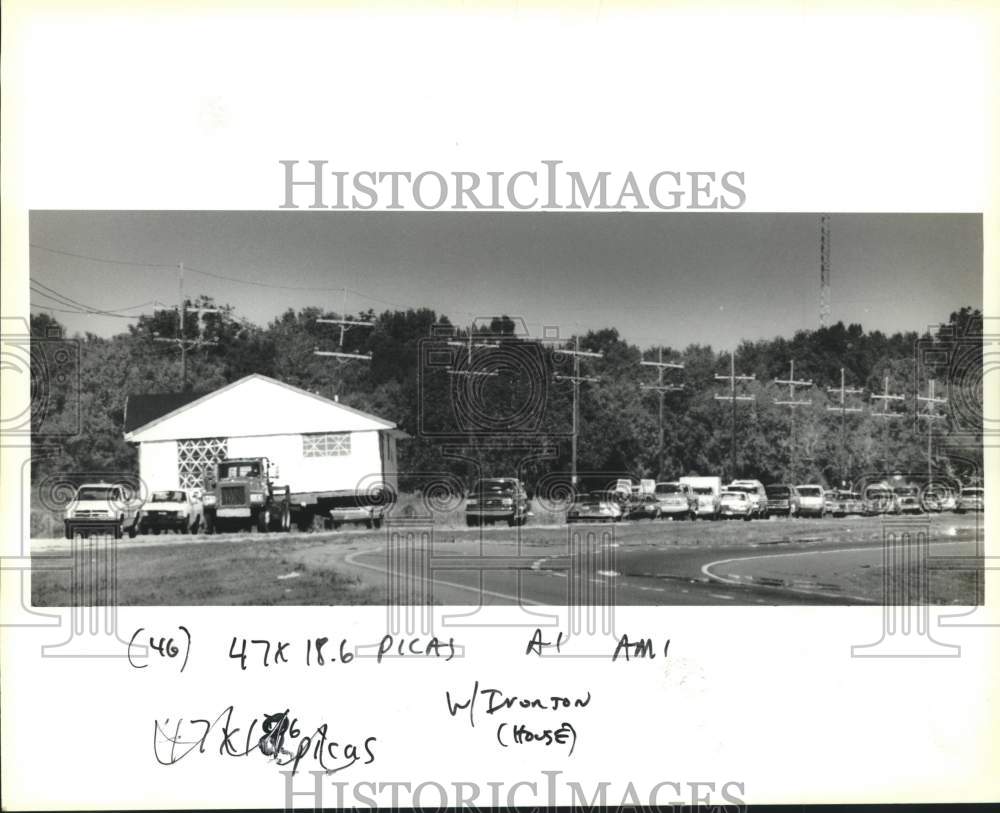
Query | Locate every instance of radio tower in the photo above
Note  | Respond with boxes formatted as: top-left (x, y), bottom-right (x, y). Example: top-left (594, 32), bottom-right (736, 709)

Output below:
top-left (819, 214), bottom-right (831, 328)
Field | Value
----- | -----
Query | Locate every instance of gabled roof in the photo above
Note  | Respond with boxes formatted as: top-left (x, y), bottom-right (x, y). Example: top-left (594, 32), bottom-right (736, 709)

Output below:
top-left (124, 374), bottom-right (397, 442)
top-left (124, 391), bottom-right (206, 434)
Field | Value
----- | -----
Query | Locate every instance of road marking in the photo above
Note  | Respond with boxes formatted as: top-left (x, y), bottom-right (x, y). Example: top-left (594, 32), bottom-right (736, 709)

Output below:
top-left (701, 541), bottom-right (966, 603)
top-left (345, 547), bottom-right (546, 605)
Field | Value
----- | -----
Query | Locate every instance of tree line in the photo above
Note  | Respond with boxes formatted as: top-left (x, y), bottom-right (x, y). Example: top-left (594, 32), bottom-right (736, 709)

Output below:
top-left (30, 303), bottom-right (984, 492)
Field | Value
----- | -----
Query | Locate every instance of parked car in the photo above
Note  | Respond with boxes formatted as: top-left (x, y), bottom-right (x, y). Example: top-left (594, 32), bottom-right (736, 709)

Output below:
top-left (623, 493), bottom-right (661, 521)
top-left (329, 496), bottom-right (386, 530)
top-left (954, 487), bottom-right (984, 513)
top-left (922, 484), bottom-right (955, 513)
top-left (566, 491), bottom-right (624, 523)
top-left (863, 484), bottom-right (900, 516)
top-left (679, 476), bottom-right (722, 519)
top-left (654, 482), bottom-right (697, 520)
top-left (64, 482), bottom-right (142, 540)
top-left (893, 485), bottom-right (923, 514)
top-left (839, 490), bottom-right (865, 516)
top-left (719, 489), bottom-right (753, 520)
top-left (795, 485), bottom-right (827, 518)
top-left (765, 484), bottom-right (800, 517)
top-left (466, 478), bottom-right (530, 526)
top-left (824, 490), bottom-right (843, 516)
top-left (725, 480), bottom-right (768, 519)
top-left (139, 489), bottom-right (203, 535)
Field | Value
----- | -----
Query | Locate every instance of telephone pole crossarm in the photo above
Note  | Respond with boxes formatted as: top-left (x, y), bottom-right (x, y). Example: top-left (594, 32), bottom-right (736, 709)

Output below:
top-left (313, 349), bottom-right (373, 361)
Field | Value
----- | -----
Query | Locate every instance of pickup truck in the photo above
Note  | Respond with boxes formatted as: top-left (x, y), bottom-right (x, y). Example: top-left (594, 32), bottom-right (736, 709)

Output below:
top-left (64, 482), bottom-right (142, 539)
top-left (138, 488), bottom-right (204, 534)
top-left (465, 478), bottom-right (530, 527)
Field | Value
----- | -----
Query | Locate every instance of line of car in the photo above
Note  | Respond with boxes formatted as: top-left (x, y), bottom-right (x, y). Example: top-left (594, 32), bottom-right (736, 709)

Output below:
top-left (464, 477), bottom-right (985, 527)
top-left (62, 477), bottom-right (985, 539)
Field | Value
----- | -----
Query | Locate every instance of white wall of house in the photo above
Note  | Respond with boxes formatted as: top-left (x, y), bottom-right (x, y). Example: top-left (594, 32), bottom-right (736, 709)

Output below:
top-left (138, 439), bottom-right (180, 492)
top-left (128, 375), bottom-right (401, 498)
top-left (137, 431), bottom-right (389, 496)
top-left (228, 430), bottom-right (383, 494)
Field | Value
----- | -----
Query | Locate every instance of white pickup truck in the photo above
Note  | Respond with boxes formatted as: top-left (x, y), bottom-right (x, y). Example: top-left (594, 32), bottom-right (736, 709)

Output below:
top-left (64, 482), bottom-right (143, 539)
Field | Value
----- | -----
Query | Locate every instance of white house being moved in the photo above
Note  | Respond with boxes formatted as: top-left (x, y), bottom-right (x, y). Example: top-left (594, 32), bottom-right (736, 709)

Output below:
top-left (124, 374), bottom-right (404, 525)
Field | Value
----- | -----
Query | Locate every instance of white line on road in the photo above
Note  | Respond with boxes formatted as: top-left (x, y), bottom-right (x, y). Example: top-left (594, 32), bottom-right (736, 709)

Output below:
top-left (344, 547), bottom-right (547, 606)
top-left (701, 541), bottom-right (967, 603)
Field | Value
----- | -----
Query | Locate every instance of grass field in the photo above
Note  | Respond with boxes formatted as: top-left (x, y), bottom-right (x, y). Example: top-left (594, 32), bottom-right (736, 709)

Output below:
top-left (31, 538), bottom-right (383, 605)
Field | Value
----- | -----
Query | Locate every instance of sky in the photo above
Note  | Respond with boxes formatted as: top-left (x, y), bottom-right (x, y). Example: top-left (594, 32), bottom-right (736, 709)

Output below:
top-left (29, 212), bottom-right (982, 351)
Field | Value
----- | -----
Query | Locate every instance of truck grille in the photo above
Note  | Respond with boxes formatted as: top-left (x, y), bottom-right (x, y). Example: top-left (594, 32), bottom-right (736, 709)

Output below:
top-left (221, 486), bottom-right (246, 506)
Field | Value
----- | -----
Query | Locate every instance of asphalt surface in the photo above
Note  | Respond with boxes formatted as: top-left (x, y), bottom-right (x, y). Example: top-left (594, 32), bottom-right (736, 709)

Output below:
top-left (35, 511), bottom-right (982, 605)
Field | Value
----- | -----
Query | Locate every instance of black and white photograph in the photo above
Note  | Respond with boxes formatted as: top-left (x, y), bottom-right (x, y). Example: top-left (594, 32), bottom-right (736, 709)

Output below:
top-left (28, 211), bottom-right (984, 607)
top-left (3, 2), bottom-right (998, 811)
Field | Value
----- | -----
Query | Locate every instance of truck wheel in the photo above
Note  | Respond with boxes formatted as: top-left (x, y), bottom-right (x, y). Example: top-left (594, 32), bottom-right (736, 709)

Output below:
top-left (280, 503), bottom-right (291, 532)
top-left (373, 517), bottom-right (383, 530)
top-left (257, 507), bottom-right (271, 533)
top-left (64, 522), bottom-right (74, 540)
top-left (189, 515), bottom-right (201, 534)
top-left (204, 511), bottom-right (215, 535)
top-left (114, 523), bottom-right (123, 540)
top-left (127, 523), bottom-right (138, 539)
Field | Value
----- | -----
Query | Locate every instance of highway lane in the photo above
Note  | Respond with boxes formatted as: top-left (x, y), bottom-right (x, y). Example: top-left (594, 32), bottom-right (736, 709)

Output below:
top-left (336, 514), bottom-right (982, 605)
top-left (32, 512), bottom-right (983, 605)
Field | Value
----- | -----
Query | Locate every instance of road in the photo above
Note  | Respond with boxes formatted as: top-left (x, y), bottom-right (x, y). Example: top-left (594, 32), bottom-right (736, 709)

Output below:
top-left (33, 512), bottom-right (983, 605)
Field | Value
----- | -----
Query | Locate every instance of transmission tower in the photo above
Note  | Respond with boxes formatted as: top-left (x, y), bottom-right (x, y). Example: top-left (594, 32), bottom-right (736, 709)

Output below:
top-left (773, 360), bottom-right (813, 483)
top-left (819, 214), bottom-right (831, 328)
top-left (640, 348), bottom-right (684, 479)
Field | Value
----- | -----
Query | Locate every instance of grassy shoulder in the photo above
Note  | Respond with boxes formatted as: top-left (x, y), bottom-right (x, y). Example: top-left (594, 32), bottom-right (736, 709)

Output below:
top-left (32, 538), bottom-right (384, 606)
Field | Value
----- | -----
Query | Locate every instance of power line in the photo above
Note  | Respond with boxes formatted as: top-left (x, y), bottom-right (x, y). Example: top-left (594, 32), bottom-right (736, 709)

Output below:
top-left (31, 241), bottom-right (408, 306)
top-left (30, 280), bottom-right (164, 318)
top-left (30, 243), bottom-right (175, 268)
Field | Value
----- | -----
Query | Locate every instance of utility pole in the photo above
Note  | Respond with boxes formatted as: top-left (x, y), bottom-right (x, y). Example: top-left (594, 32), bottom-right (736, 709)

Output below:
top-left (640, 348), bottom-right (684, 479)
top-left (552, 337), bottom-right (602, 487)
top-left (315, 287), bottom-right (375, 360)
top-left (714, 352), bottom-right (755, 483)
top-left (773, 360), bottom-right (813, 483)
top-left (445, 327), bottom-right (499, 379)
top-left (153, 262), bottom-right (221, 390)
top-left (917, 378), bottom-right (947, 488)
top-left (870, 375), bottom-right (906, 471)
top-left (314, 290), bottom-right (375, 402)
top-left (825, 368), bottom-right (865, 486)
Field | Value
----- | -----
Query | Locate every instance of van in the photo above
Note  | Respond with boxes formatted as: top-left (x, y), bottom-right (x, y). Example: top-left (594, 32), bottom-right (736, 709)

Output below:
top-left (679, 476), bottom-right (722, 519)
top-left (725, 479), bottom-right (768, 519)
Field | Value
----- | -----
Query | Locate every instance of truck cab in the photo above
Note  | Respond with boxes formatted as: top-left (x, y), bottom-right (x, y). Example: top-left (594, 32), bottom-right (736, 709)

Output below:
top-left (202, 457), bottom-right (291, 534)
